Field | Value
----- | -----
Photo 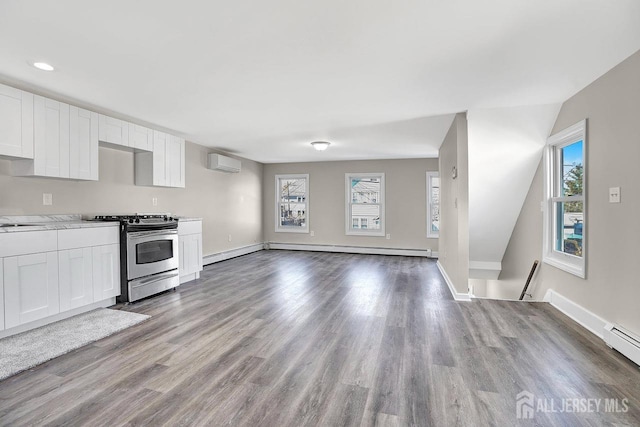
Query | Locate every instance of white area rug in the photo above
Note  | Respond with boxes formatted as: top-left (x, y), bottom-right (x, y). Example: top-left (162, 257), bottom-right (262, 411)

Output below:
top-left (0, 308), bottom-right (149, 381)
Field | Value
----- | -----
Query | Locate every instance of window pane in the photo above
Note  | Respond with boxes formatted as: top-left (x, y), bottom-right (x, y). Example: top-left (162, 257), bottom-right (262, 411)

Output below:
top-left (351, 204), bottom-right (380, 230)
top-left (351, 178), bottom-right (380, 203)
top-left (555, 201), bottom-right (583, 257)
top-left (561, 141), bottom-right (583, 197)
top-left (279, 178), bottom-right (306, 203)
top-left (352, 218), bottom-right (359, 228)
top-left (429, 176), bottom-right (440, 233)
top-left (280, 202), bottom-right (306, 227)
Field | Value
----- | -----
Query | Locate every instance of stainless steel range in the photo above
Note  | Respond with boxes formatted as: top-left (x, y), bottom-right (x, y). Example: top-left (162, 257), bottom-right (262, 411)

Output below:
top-left (94, 214), bottom-right (180, 302)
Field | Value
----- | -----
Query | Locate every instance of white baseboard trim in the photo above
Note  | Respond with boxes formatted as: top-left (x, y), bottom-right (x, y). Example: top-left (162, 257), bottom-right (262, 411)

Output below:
top-left (203, 243), bottom-right (265, 266)
top-left (543, 289), bottom-right (608, 340)
top-left (436, 261), bottom-right (472, 301)
top-left (267, 242), bottom-right (433, 258)
top-left (0, 297), bottom-right (116, 339)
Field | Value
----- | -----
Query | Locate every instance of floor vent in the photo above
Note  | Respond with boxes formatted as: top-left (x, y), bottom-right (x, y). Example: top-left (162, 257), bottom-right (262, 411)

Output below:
top-left (603, 323), bottom-right (640, 367)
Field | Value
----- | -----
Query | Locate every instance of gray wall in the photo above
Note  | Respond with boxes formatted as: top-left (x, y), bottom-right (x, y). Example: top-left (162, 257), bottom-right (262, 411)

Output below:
top-left (438, 113), bottom-right (469, 294)
top-left (489, 49), bottom-right (640, 335)
top-left (262, 158), bottom-right (439, 251)
top-left (0, 142), bottom-right (263, 256)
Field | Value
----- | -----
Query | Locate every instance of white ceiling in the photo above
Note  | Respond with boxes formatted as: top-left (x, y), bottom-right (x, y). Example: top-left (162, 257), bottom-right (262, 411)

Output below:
top-left (0, 0), bottom-right (639, 163)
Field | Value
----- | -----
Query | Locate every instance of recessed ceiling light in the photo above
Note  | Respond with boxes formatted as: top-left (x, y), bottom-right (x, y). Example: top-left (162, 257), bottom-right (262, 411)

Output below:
top-left (311, 141), bottom-right (331, 151)
top-left (33, 62), bottom-right (54, 71)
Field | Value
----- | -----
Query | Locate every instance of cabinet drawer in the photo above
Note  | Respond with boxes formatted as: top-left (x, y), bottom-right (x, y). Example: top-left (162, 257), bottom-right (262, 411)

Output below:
top-left (58, 226), bottom-right (119, 250)
top-left (0, 230), bottom-right (57, 257)
top-left (178, 220), bottom-right (202, 236)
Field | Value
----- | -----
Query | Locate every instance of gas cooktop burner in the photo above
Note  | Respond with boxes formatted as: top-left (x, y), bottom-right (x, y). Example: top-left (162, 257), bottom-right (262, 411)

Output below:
top-left (93, 214), bottom-right (178, 225)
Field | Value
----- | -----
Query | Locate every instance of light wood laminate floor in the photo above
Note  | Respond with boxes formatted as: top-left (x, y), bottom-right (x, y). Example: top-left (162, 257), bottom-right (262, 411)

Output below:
top-left (1, 250), bottom-right (639, 426)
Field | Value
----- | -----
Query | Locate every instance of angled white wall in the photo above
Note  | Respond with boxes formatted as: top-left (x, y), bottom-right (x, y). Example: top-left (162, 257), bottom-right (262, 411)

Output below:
top-left (467, 104), bottom-right (560, 278)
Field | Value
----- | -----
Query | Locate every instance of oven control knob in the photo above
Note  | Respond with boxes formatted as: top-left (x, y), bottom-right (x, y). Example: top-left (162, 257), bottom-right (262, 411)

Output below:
top-left (135, 218), bottom-right (140, 223)
top-left (129, 218), bottom-right (134, 224)
top-left (164, 217), bottom-right (168, 221)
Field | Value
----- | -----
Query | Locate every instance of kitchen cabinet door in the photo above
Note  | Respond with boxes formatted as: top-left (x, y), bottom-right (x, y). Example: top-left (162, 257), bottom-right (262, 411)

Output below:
top-left (167, 136), bottom-right (185, 188)
top-left (129, 124), bottom-right (153, 151)
top-left (98, 114), bottom-right (129, 147)
top-left (4, 252), bottom-right (60, 329)
top-left (153, 130), bottom-right (168, 186)
top-left (92, 244), bottom-right (121, 301)
top-left (59, 247), bottom-right (94, 312)
top-left (179, 233), bottom-right (202, 278)
top-left (0, 83), bottom-right (33, 159)
top-left (34, 96), bottom-right (70, 178)
top-left (0, 261), bottom-right (4, 331)
top-left (70, 106), bottom-right (99, 181)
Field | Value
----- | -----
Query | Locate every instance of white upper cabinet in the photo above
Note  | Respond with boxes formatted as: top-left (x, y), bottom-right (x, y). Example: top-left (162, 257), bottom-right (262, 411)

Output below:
top-left (0, 83), bottom-right (33, 159)
top-left (35, 97), bottom-right (70, 178)
top-left (135, 132), bottom-right (185, 188)
top-left (14, 100), bottom-right (98, 180)
top-left (167, 135), bottom-right (185, 188)
top-left (70, 106), bottom-right (99, 181)
top-left (98, 114), bottom-right (129, 148)
top-left (129, 123), bottom-right (153, 151)
top-left (153, 130), bottom-right (168, 186)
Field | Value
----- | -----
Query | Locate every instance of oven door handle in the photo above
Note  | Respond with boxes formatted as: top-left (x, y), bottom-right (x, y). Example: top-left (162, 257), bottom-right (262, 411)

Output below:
top-left (127, 229), bottom-right (178, 239)
top-left (130, 270), bottom-right (179, 288)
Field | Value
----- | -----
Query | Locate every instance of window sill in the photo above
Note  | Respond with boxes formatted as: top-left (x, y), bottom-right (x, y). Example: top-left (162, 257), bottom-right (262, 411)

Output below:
top-left (543, 254), bottom-right (585, 278)
top-left (275, 228), bottom-right (309, 234)
top-left (346, 230), bottom-right (385, 237)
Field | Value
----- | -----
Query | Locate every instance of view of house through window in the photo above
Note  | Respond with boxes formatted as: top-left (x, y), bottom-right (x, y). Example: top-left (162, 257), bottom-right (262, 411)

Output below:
top-left (426, 172), bottom-right (440, 238)
top-left (346, 173), bottom-right (385, 236)
top-left (544, 120), bottom-right (586, 278)
top-left (275, 174), bottom-right (308, 233)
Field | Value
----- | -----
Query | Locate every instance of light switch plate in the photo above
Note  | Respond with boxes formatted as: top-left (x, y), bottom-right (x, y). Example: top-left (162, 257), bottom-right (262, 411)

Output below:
top-left (310, 231), bottom-right (315, 237)
top-left (609, 187), bottom-right (621, 203)
top-left (43, 193), bottom-right (52, 206)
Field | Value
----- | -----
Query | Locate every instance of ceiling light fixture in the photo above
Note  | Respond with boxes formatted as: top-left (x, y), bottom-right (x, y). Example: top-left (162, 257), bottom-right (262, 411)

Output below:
top-left (311, 141), bottom-right (331, 151)
top-left (33, 62), bottom-right (54, 71)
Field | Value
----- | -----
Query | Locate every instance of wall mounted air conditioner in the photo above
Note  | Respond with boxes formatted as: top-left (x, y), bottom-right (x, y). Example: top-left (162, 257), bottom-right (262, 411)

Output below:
top-left (208, 153), bottom-right (241, 173)
top-left (603, 323), bottom-right (640, 366)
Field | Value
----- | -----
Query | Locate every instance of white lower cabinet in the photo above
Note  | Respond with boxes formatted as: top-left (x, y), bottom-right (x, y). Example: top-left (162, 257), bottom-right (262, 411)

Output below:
top-left (4, 252), bottom-right (60, 329)
top-left (59, 247), bottom-right (94, 312)
top-left (92, 244), bottom-right (121, 301)
top-left (178, 220), bottom-right (203, 284)
top-left (179, 233), bottom-right (203, 279)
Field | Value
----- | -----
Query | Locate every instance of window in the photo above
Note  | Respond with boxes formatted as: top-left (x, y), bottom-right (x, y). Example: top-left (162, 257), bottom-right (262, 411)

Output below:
top-left (543, 120), bottom-right (586, 277)
top-left (426, 171), bottom-right (440, 238)
top-left (275, 174), bottom-right (309, 233)
top-left (345, 173), bottom-right (385, 236)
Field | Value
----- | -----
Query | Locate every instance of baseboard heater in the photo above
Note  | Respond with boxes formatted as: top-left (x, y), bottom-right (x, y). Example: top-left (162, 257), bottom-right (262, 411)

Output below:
top-left (603, 323), bottom-right (640, 366)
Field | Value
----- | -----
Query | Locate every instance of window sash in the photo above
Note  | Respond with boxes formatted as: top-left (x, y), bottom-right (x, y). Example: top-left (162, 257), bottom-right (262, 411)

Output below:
top-left (345, 173), bottom-right (385, 236)
top-left (543, 119), bottom-right (586, 278)
top-left (275, 174), bottom-right (309, 233)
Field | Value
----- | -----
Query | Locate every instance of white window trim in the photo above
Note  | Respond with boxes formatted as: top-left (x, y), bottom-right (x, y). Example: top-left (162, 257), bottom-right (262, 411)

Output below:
top-left (426, 171), bottom-right (439, 238)
top-left (275, 173), bottom-right (309, 233)
top-left (543, 119), bottom-right (587, 278)
top-left (345, 172), bottom-right (385, 237)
